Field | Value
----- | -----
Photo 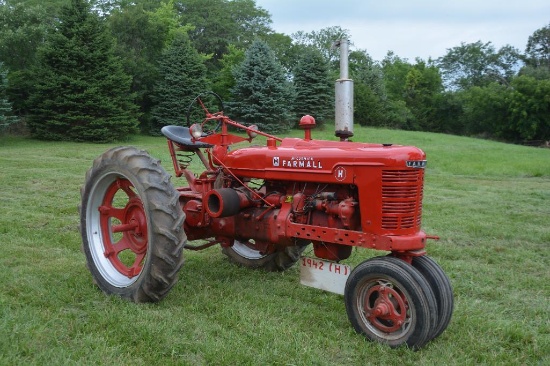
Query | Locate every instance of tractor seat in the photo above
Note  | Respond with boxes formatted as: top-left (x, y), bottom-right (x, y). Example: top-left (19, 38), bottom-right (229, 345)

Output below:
top-left (161, 125), bottom-right (213, 149)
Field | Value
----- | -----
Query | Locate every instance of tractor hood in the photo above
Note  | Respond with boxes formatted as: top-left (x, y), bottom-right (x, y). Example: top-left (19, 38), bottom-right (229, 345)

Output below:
top-left (221, 137), bottom-right (426, 184)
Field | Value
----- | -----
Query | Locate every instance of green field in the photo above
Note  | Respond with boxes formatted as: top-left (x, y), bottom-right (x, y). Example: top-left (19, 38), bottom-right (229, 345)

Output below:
top-left (1, 127), bottom-right (549, 365)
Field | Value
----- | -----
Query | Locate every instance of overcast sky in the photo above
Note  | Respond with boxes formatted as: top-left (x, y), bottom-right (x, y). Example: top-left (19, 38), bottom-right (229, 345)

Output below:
top-left (255, 0), bottom-right (549, 61)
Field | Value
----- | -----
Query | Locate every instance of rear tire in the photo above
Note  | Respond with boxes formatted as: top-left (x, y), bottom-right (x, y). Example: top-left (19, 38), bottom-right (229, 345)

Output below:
top-left (344, 256), bottom-right (437, 350)
top-left (222, 239), bottom-right (305, 271)
top-left (80, 146), bottom-right (186, 302)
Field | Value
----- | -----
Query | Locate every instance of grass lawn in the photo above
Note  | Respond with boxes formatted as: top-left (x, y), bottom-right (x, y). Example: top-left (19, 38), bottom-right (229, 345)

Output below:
top-left (0, 127), bottom-right (549, 365)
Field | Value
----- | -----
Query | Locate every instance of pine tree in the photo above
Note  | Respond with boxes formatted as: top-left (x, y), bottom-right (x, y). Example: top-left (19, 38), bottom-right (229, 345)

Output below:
top-left (0, 62), bottom-right (18, 131)
top-left (26, 0), bottom-right (138, 142)
top-left (151, 32), bottom-right (208, 132)
top-left (292, 47), bottom-right (333, 128)
top-left (230, 40), bottom-right (294, 134)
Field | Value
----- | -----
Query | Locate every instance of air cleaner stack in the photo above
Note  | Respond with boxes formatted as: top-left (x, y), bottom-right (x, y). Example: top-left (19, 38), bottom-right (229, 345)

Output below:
top-left (334, 39), bottom-right (354, 140)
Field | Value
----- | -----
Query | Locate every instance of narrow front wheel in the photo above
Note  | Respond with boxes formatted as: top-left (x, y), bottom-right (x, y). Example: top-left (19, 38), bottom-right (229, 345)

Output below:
top-left (411, 255), bottom-right (454, 340)
top-left (344, 256), bottom-right (437, 349)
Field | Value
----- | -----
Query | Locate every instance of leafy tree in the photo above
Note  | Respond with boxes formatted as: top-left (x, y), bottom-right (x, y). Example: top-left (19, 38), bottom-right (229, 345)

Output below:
top-left (437, 41), bottom-right (521, 90)
top-left (350, 50), bottom-right (385, 95)
top-left (151, 32), bottom-right (208, 132)
top-left (354, 83), bottom-right (378, 127)
top-left (0, 2), bottom-right (51, 71)
top-left (494, 45), bottom-right (523, 83)
top-left (1, 0), bottom-right (68, 12)
top-left (508, 76), bottom-right (550, 141)
top-left (91, 0), bottom-right (144, 15)
top-left (381, 52), bottom-right (412, 100)
top-left (175, 0), bottom-right (271, 70)
top-left (380, 52), bottom-right (414, 129)
top-left (457, 76), bottom-right (550, 142)
top-left (379, 53), bottom-right (445, 131)
top-left (457, 83), bottom-right (510, 139)
top-left (292, 47), bottom-right (333, 128)
top-left (349, 50), bottom-right (387, 127)
top-left (262, 32), bottom-right (296, 73)
top-left (0, 0), bottom-right (68, 114)
top-left (521, 23), bottom-right (550, 80)
top-left (432, 91), bottom-right (465, 135)
top-left (291, 26), bottom-right (352, 69)
top-left (211, 44), bottom-right (245, 102)
top-left (438, 41), bottom-right (491, 89)
top-left (107, 0), bottom-right (184, 131)
top-left (520, 64), bottom-right (550, 80)
top-left (524, 23), bottom-right (550, 70)
top-left (403, 60), bottom-right (443, 131)
top-left (230, 39), bottom-right (294, 133)
top-left (0, 62), bottom-right (18, 131)
top-left (26, 0), bottom-right (138, 142)
top-left (384, 100), bottom-right (414, 129)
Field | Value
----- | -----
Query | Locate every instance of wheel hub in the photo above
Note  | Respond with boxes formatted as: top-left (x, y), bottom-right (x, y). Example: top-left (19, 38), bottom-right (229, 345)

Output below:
top-left (99, 179), bottom-right (148, 279)
top-left (123, 198), bottom-right (148, 254)
top-left (364, 284), bottom-right (408, 333)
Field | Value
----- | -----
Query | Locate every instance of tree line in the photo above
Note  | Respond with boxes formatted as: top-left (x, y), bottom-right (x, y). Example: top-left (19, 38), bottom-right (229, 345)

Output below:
top-left (0, 0), bottom-right (548, 143)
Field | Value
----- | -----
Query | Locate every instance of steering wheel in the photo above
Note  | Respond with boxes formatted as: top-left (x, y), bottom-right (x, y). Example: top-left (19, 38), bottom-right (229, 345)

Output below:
top-left (185, 92), bottom-right (225, 135)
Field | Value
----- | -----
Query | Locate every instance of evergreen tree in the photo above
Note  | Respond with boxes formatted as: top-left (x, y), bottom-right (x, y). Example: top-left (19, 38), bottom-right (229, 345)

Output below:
top-left (26, 0), bottom-right (138, 142)
top-left (292, 47), bottom-right (333, 128)
top-left (0, 62), bottom-right (18, 131)
top-left (230, 39), bottom-right (294, 134)
top-left (150, 32), bottom-right (208, 132)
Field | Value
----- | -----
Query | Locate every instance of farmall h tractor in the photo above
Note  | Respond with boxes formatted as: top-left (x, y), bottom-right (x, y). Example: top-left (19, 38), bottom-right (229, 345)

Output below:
top-left (79, 41), bottom-right (453, 349)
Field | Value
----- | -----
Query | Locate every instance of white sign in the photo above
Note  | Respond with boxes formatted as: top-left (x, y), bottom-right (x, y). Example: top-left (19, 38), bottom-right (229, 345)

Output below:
top-left (300, 256), bottom-right (351, 295)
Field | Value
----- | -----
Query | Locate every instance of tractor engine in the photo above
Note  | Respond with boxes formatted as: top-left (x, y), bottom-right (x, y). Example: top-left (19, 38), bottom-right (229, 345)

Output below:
top-left (178, 124), bottom-right (427, 262)
top-left (204, 181), bottom-right (360, 261)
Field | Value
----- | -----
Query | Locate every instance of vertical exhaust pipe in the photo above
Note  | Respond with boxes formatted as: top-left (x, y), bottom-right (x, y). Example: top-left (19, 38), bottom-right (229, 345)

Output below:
top-left (334, 39), bottom-right (354, 141)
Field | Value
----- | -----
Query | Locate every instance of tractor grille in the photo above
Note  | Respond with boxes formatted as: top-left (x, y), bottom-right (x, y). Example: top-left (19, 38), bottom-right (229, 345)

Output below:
top-left (381, 170), bottom-right (423, 230)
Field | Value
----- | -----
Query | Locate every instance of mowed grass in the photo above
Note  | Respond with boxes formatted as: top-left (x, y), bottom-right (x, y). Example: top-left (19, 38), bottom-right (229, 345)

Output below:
top-left (0, 127), bottom-right (549, 365)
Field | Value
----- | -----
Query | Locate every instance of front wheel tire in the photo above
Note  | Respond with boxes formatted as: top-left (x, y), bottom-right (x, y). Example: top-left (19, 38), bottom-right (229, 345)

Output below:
top-left (344, 256), bottom-right (437, 350)
top-left (80, 146), bottom-right (186, 302)
top-left (411, 255), bottom-right (454, 340)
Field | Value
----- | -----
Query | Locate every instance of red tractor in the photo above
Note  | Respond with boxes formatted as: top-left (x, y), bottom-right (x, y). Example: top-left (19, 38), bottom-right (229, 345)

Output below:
top-left (80, 92), bottom-right (453, 350)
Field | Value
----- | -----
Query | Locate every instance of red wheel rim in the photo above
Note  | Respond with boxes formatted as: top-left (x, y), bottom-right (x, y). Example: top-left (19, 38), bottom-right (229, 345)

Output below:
top-left (363, 282), bottom-right (408, 333)
top-left (98, 178), bottom-right (148, 278)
